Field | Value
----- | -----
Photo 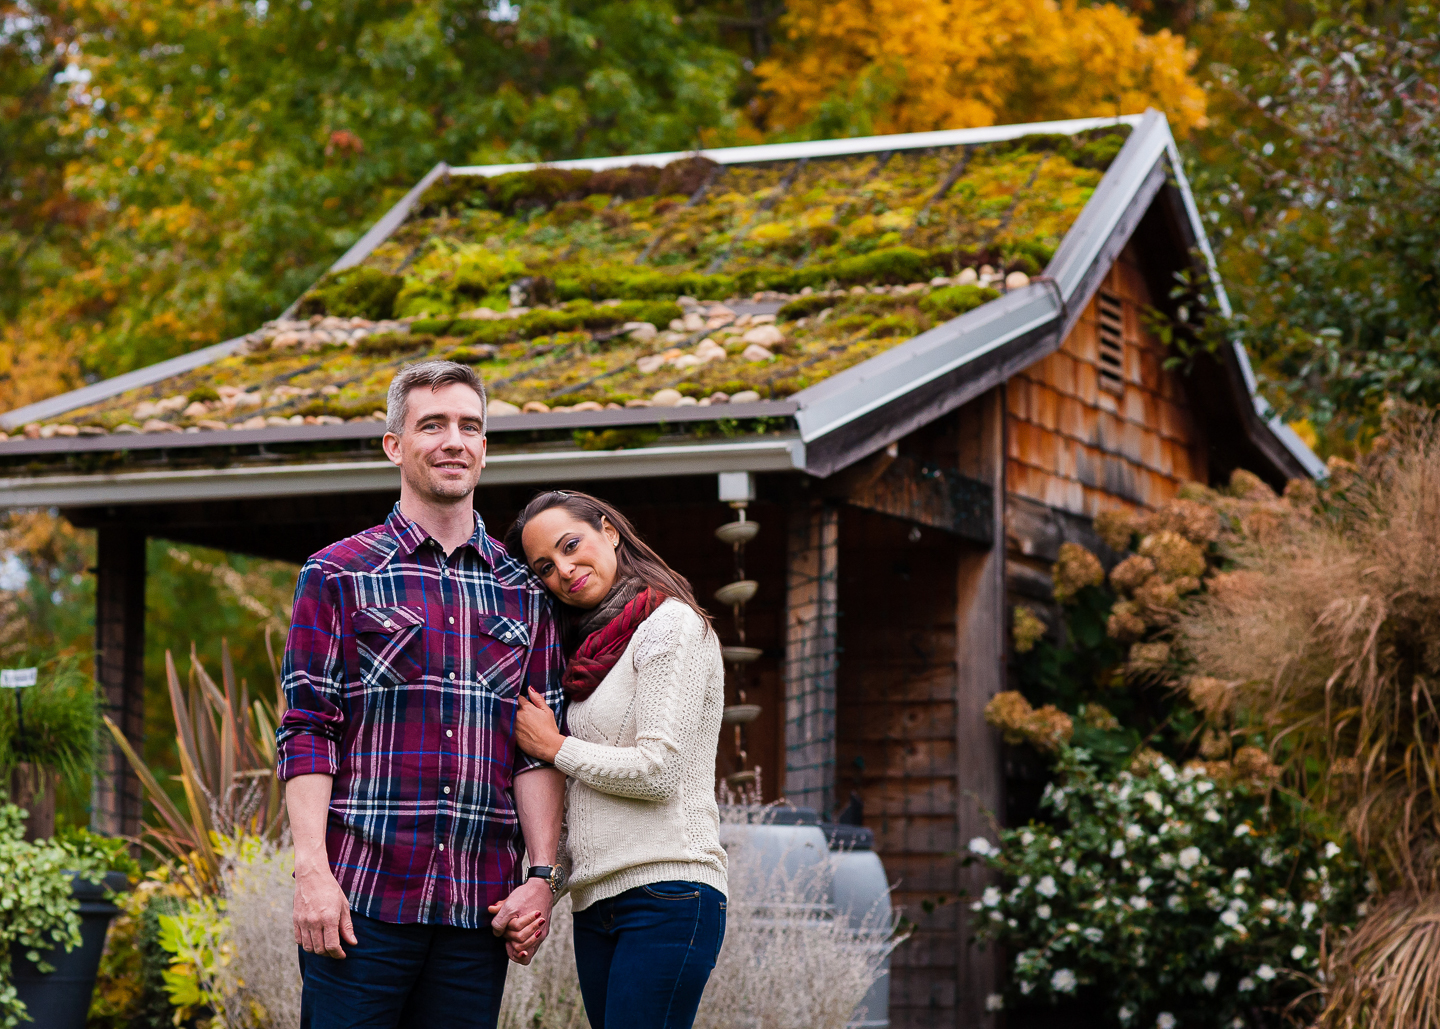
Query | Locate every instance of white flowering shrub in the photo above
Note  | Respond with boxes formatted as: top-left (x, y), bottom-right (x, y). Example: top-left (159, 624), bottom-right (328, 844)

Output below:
top-left (969, 750), bottom-right (1364, 1027)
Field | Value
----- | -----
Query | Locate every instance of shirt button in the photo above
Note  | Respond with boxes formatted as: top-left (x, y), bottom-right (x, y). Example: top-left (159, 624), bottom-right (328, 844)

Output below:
top-left (448, 672), bottom-right (456, 681)
top-left (446, 730), bottom-right (453, 738)
top-left (383, 619), bottom-right (393, 628)
top-left (448, 616), bottom-right (455, 625)
top-left (503, 631), bottom-right (513, 641)
top-left (443, 786), bottom-right (451, 795)
top-left (438, 843), bottom-right (445, 852)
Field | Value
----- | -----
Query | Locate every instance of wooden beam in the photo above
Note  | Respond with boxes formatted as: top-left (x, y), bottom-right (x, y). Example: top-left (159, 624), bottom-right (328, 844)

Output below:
top-left (844, 454), bottom-right (993, 545)
top-left (953, 388), bottom-right (1006, 1024)
top-left (783, 500), bottom-right (839, 816)
top-left (92, 527), bottom-right (145, 837)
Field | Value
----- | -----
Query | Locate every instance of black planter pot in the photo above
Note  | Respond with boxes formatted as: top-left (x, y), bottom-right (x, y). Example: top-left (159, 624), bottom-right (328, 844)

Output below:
top-left (12, 871), bottom-right (132, 1029)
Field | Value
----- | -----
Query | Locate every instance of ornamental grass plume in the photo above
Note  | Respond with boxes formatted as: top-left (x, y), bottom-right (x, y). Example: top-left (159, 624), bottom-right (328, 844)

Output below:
top-left (1170, 411), bottom-right (1440, 1023)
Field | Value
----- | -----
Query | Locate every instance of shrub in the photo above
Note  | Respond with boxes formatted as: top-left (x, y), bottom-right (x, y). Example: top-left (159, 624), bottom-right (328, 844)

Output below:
top-left (971, 749), bottom-right (1363, 1026)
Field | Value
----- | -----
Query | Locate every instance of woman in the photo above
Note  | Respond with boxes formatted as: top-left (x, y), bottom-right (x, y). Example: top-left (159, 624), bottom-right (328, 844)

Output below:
top-left (502, 490), bottom-right (727, 1029)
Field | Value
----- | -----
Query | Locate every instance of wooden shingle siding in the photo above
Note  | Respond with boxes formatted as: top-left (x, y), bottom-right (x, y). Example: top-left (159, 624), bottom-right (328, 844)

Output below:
top-left (1006, 242), bottom-right (1207, 516)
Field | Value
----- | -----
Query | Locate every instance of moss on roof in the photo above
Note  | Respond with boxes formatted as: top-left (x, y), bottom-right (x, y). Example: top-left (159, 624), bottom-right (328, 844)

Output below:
top-left (11, 126), bottom-right (1128, 441)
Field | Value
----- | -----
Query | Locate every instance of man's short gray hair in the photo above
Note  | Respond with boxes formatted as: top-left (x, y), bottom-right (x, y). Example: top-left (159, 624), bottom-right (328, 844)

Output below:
top-left (386, 361), bottom-right (488, 436)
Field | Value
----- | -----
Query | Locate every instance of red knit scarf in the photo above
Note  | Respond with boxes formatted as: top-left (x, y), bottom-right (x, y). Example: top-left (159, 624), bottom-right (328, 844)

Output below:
top-left (562, 588), bottom-right (665, 702)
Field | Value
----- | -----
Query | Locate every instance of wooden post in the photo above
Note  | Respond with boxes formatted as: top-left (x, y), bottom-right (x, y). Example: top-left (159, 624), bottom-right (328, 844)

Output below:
top-left (92, 527), bottom-right (146, 838)
top-left (954, 387), bottom-right (1006, 1023)
top-left (783, 500), bottom-right (839, 816)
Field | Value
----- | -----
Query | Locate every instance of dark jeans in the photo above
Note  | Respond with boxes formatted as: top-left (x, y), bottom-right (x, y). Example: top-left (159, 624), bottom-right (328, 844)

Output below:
top-left (297, 911), bottom-right (509, 1029)
top-left (573, 881), bottom-right (727, 1029)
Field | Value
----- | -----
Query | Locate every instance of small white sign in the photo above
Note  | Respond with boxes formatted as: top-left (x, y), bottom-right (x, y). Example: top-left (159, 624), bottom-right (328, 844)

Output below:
top-left (0, 668), bottom-right (37, 689)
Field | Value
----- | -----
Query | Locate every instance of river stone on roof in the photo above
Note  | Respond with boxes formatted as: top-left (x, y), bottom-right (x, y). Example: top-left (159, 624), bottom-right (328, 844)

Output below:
top-left (8, 126), bottom-right (1130, 440)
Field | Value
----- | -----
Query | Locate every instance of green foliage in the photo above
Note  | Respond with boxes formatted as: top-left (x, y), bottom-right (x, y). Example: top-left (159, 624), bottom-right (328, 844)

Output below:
top-left (54, 825), bottom-right (141, 878)
top-left (574, 427), bottom-right (660, 450)
top-left (0, 659), bottom-right (100, 793)
top-left (919, 284), bottom-right (1001, 321)
top-left (776, 295), bottom-right (836, 321)
top-left (297, 268), bottom-right (405, 321)
top-left (0, 804), bottom-right (88, 1027)
top-left (354, 332), bottom-right (434, 357)
top-left (970, 750), bottom-right (1363, 1027)
top-left (87, 882), bottom-right (185, 1029)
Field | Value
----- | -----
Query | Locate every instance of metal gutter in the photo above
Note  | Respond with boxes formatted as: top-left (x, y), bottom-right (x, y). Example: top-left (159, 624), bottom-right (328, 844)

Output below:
top-left (447, 115), bottom-right (1144, 178)
top-left (0, 400), bottom-right (799, 459)
top-left (0, 436), bottom-right (805, 508)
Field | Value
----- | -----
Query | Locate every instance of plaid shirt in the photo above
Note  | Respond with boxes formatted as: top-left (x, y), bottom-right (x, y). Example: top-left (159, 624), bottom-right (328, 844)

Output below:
top-left (276, 504), bottom-right (565, 928)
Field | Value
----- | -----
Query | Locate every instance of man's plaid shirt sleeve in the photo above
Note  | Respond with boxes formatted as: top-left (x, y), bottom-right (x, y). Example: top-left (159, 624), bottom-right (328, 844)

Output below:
top-left (515, 600), bottom-right (567, 775)
top-left (276, 559), bottom-right (346, 779)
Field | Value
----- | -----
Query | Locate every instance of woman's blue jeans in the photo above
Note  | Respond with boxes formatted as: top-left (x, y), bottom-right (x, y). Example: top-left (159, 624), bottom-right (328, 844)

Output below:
top-left (572, 881), bottom-right (727, 1029)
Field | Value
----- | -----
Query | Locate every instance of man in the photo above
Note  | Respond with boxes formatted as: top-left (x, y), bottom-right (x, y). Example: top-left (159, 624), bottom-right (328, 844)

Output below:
top-left (276, 360), bottom-right (566, 1028)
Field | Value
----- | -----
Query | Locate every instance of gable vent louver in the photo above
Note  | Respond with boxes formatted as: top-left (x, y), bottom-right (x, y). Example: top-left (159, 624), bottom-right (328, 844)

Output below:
top-left (1097, 291), bottom-right (1126, 395)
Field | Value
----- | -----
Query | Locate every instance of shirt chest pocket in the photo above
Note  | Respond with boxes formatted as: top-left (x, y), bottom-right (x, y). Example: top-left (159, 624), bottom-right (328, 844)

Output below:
top-left (354, 605), bottom-right (426, 689)
top-left (473, 613), bottom-right (529, 695)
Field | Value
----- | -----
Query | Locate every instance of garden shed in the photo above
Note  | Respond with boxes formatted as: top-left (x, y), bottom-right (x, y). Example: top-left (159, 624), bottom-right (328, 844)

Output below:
top-left (0, 109), bottom-right (1318, 1028)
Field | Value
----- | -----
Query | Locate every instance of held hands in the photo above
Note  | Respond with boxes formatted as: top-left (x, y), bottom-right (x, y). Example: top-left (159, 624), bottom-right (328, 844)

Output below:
top-left (293, 863), bottom-right (358, 959)
top-left (515, 688), bottom-right (564, 763)
top-left (489, 878), bottom-right (554, 964)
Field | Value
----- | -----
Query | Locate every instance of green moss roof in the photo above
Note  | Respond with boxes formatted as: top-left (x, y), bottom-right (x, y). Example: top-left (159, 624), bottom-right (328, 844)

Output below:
top-left (11, 127), bottom-right (1127, 439)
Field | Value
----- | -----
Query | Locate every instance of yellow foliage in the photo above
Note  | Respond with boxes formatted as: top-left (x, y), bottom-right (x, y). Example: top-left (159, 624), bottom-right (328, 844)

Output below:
top-left (755, 0), bottom-right (1206, 138)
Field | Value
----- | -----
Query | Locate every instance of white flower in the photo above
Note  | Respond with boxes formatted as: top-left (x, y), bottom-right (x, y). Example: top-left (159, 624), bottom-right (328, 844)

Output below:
top-left (1083, 927), bottom-right (1104, 943)
top-left (970, 900), bottom-right (983, 911)
top-left (1094, 897), bottom-right (1108, 909)
top-left (969, 836), bottom-right (996, 856)
top-left (1157, 853), bottom-right (1175, 870)
top-left (1060, 859), bottom-right (1077, 876)
top-left (1037, 875), bottom-right (1057, 898)
top-left (1167, 895), bottom-right (1184, 911)
top-left (990, 911), bottom-right (1004, 921)
top-left (1143, 789), bottom-right (1164, 811)
top-left (1020, 831), bottom-right (1035, 846)
top-left (1019, 980), bottom-right (1033, 995)
top-left (1220, 910), bottom-right (1240, 927)
top-left (1238, 976), bottom-right (1255, 991)
top-left (985, 994), bottom-right (1004, 1012)
top-left (1125, 823), bottom-right (1144, 839)
top-left (1260, 898), bottom-right (1277, 912)
top-left (1066, 922), bottom-right (1080, 932)
top-left (1301, 901), bottom-right (1318, 927)
top-left (1291, 945), bottom-right (1307, 960)
top-left (1233, 868), bottom-right (1251, 880)
top-left (1018, 875), bottom-right (1032, 888)
top-left (1008, 918), bottom-right (1017, 928)
top-left (982, 886), bottom-right (1002, 907)
top-left (1036, 904), bottom-right (1052, 919)
top-left (1137, 876), bottom-right (1153, 892)
top-left (1110, 840), bottom-right (1126, 858)
top-left (1261, 847), bottom-right (1281, 866)
top-left (1197, 780), bottom-right (1214, 794)
top-left (1213, 935), bottom-right (1226, 950)
top-left (1324, 841), bottom-right (1341, 859)
top-left (1179, 846), bottom-right (1202, 869)
top-left (1129, 896), bottom-right (1149, 910)
top-left (1049, 837), bottom-right (1061, 849)
top-left (1156, 1014), bottom-right (1177, 1029)
top-left (1257, 964), bottom-right (1276, 981)
top-left (1233, 823), bottom-right (1252, 837)
top-left (1203, 971), bottom-right (1221, 992)
top-left (1119, 1005), bottom-right (1135, 1024)
top-left (1051, 968), bottom-right (1077, 993)
top-left (1204, 808), bottom-right (1222, 822)
top-left (1231, 1020), bottom-right (1245, 1029)
top-left (1158, 761), bottom-right (1177, 782)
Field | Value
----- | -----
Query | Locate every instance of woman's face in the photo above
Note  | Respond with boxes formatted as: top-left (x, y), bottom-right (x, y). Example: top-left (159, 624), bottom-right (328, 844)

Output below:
top-left (521, 507), bottom-right (620, 609)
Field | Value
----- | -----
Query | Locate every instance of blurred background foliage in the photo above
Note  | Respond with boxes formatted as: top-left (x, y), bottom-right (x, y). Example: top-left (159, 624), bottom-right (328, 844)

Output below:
top-left (3, 0), bottom-right (1439, 817)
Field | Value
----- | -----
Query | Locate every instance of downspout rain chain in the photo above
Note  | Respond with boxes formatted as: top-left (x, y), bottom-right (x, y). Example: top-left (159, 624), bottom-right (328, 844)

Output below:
top-left (714, 505), bottom-right (762, 787)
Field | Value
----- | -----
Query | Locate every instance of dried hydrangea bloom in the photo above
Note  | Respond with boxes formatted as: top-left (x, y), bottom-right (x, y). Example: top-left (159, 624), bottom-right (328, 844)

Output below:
top-left (1199, 728), bottom-right (1231, 760)
top-left (983, 691), bottom-right (1073, 753)
top-left (1093, 508), bottom-right (1136, 552)
top-left (1128, 641), bottom-right (1171, 672)
top-left (1172, 574), bottom-right (1202, 596)
top-left (1232, 746), bottom-right (1280, 783)
top-left (1130, 747), bottom-right (1167, 775)
top-left (985, 691), bottom-right (1037, 743)
top-left (1081, 703), bottom-right (1120, 731)
top-left (1229, 467), bottom-right (1278, 502)
top-left (1134, 575), bottom-right (1181, 615)
top-left (1012, 605), bottom-right (1047, 654)
top-left (1106, 601), bottom-right (1147, 642)
top-left (1025, 705), bottom-right (1075, 754)
top-left (1143, 498), bottom-right (1222, 545)
top-left (1109, 555), bottom-right (1155, 594)
top-left (1185, 676), bottom-right (1234, 719)
top-left (1138, 530), bottom-right (1207, 581)
top-left (1052, 542), bottom-right (1105, 603)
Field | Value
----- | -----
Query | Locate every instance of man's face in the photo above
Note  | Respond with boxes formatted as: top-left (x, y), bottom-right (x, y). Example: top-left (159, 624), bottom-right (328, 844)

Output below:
top-left (382, 382), bottom-right (487, 502)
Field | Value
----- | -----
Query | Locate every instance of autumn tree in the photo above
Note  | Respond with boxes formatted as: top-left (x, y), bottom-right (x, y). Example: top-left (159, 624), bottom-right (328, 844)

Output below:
top-left (752, 0), bottom-right (1207, 139)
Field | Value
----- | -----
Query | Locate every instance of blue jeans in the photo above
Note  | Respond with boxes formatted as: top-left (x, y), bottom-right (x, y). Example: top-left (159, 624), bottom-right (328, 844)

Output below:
top-left (297, 911), bottom-right (509, 1029)
top-left (572, 881), bottom-right (727, 1029)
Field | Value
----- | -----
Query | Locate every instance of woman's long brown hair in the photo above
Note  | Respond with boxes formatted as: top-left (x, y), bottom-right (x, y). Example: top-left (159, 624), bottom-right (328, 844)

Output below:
top-left (504, 490), bottom-right (712, 653)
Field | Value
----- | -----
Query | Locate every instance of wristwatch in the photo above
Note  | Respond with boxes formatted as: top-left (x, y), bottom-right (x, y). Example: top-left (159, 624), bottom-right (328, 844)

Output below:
top-left (527, 864), bottom-right (567, 897)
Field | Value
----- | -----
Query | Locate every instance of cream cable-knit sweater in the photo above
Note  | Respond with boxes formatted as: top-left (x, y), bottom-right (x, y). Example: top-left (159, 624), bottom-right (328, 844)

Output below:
top-left (553, 598), bottom-right (728, 912)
